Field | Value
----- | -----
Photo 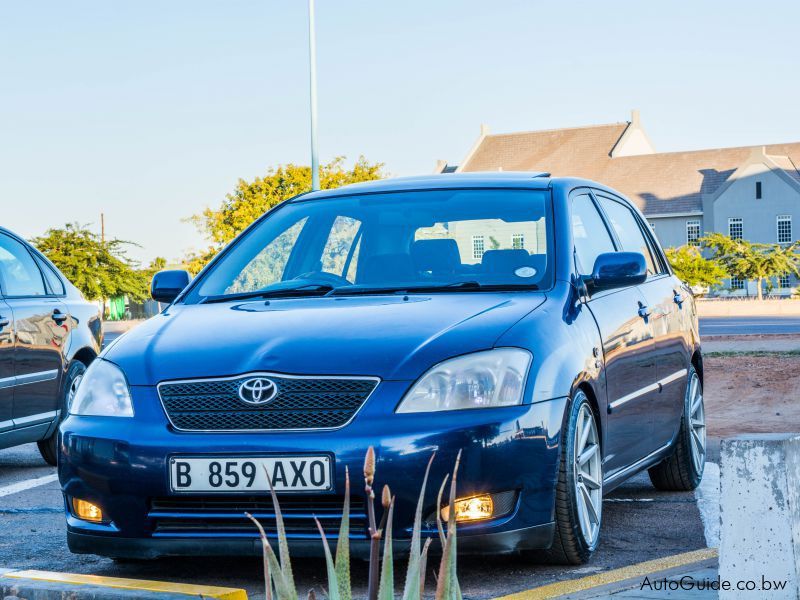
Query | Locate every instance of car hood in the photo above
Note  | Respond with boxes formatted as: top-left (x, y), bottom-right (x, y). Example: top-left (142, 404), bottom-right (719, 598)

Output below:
top-left (106, 293), bottom-right (546, 385)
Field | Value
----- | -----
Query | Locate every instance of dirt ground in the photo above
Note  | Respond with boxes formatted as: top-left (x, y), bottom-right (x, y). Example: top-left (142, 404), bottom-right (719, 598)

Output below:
top-left (704, 353), bottom-right (800, 437)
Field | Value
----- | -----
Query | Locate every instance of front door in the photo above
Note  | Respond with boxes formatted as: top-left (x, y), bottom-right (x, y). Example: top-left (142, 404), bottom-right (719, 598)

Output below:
top-left (594, 194), bottom-right (688, 452)
top-left (0, 299), bottom-right (13, 434)
top-left (571, 192), bottom-right (657, 477)
top-left (0, 233), bottom-right (65, 429)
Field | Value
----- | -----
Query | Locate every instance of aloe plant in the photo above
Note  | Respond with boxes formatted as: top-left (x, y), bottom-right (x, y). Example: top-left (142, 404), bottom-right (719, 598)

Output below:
top-left (248, 447), bottom-right (463, 600)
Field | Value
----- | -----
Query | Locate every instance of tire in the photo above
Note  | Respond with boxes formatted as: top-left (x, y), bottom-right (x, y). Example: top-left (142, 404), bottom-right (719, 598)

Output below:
top-left (648, 365), bottom-right (705, 491)
top-left (38, 360), bottom-right (87, 466)
top-left (544, 390), bottom-right (603, 565)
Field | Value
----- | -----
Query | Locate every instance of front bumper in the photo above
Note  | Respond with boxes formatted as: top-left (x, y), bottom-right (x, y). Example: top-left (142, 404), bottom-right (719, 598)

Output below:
top-left (60, 382), bottom-right (567, 559)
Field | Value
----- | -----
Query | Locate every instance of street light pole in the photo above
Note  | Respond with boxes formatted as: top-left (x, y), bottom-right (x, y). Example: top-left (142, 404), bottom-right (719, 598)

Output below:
top-left (308, 0), bottom-right (320, 191)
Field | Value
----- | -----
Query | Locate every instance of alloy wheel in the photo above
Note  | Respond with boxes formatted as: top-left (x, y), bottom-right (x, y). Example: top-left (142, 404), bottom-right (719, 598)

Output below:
top-left (688, 372), bottom-right (706, 472)
top-left (67, 374), bottom-right (83, 412)
top-left (573, 403), bottom-right (602, 546)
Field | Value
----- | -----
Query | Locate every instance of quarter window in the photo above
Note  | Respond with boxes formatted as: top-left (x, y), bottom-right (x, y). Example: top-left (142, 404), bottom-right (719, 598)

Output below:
top-left (571, 194), bottom-right (616, 275)
top-left (728, 218), bottom-right (743, 240)
top-left (321, 216), bottom-right (362, 279)
top-left (777, 215), bottom-right (792, 244)
top-left (596, 196), bottom-right (658, 276)
top-left (686, 220), bottom-right (701, 246)
top-left (472, 235), bottom-right (485, 260)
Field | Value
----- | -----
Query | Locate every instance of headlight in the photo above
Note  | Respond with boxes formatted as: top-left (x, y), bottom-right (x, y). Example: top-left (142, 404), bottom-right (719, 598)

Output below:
top-left (396, 348), bottom-right (531, 413)
top-left (69, 359), bottom-right (134, 417)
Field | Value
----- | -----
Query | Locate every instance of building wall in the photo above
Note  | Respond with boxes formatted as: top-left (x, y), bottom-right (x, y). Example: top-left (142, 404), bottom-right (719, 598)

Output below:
top-left (712, 163), bottom-right (799, 244)
top-left (648, 216), bottom-right (702, 249)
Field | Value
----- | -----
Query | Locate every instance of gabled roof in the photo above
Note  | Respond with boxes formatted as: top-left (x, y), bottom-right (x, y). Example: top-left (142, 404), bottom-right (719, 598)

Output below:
top-left (458, 120), bottom-right (800, 216)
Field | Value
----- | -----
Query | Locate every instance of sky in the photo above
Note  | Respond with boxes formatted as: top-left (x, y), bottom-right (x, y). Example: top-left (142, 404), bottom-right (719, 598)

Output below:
top-left (2, 1), bottom-right (799, 264)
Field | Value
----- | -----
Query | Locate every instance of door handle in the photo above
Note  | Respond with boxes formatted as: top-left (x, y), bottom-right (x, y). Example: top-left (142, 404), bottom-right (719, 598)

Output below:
top-left (51, 309), bottom-right (68, 324)
top-left (637, 302), bottom-right (651, 320)
top-left (0, 316), bottom-right (9, 329)
top-left (673, 289), bottom-right (684, 307)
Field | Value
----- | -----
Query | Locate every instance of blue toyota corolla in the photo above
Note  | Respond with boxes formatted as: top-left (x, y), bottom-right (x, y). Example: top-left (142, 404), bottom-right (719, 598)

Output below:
top-left (59, 173), bottom-right (704, 564)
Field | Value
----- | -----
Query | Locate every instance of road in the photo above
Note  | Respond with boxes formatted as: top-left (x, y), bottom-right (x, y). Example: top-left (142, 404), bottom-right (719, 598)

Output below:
top-left (699, 316), bottom-right (800, 336)
top-left (0, 442), bottom-right (708, 600)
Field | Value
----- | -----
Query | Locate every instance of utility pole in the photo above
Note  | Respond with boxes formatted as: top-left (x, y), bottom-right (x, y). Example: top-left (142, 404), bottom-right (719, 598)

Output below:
top-left (100, 212), bottom-right (105, 244)
top-left (308, 0), bottom-right (320, 191)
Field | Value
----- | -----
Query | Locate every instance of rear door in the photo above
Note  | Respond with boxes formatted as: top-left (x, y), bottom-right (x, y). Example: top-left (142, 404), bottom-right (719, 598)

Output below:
top-left (571, 192), bottom-right (657, 476)
top-left (595, 194), bottom-right (687, 451)
top-left (0, 233), bottom-right (66, 429)
top-left (0, 298), bottom-right (13, 434)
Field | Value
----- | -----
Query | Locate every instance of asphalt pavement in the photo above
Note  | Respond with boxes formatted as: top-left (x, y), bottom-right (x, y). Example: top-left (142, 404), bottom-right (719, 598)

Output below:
top-left (698, 316), bottom-right (800, 336)
top-left (0, 442), bottom-right (709, 600)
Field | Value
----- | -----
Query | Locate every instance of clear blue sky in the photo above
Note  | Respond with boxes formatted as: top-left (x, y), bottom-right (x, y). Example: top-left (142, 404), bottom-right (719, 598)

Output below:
top-left (3, 1), bottom-right (799, 263)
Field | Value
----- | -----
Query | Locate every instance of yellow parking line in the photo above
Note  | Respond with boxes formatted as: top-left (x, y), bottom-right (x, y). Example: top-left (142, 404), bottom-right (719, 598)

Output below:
top-left (5, 569), bottom-right (247, 599)
top-left (494, 547), bottom-right (718, 600)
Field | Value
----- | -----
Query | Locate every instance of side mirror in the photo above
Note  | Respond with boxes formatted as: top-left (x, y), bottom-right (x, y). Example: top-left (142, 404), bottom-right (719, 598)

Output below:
top-left (151, 270), bottom-right (191, 303)
top-left (586, 252), bottom-right (647, 292)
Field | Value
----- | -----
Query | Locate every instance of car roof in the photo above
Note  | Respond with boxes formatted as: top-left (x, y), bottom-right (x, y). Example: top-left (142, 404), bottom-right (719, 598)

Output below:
top-left (290, 172), bottom-right (629, 203)
top-left (291, 172), bottom-right (556, 201)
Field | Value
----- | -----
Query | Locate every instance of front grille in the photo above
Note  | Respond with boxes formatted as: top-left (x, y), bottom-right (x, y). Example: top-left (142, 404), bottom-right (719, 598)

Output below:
top-left (158, 374), bottom-right (379, 431)
top-left (149, 495), bottom-right (367, 537)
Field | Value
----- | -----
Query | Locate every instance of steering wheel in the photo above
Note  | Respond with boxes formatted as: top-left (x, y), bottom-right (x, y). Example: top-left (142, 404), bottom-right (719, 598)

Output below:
top-left (292, 271), bottom-right (352, 287)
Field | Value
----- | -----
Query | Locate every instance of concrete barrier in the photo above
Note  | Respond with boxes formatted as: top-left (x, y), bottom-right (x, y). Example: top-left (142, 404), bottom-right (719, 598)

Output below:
top-left (719, 434), bottom-right (800, 599)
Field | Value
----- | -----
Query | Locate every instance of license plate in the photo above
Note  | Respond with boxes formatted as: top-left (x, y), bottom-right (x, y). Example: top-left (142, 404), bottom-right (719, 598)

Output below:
top-left (169, 456), bottom-right (332, 493)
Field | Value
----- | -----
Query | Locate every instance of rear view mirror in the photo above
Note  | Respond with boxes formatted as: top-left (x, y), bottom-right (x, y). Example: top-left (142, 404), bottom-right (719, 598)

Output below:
top-left (151, 270), bottom-right (192, 304)
top-left (587, 252), bottom-right (647, 292)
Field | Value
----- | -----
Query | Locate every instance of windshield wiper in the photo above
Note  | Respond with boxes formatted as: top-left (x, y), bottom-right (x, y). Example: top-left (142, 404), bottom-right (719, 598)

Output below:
top-left (329, 280), bottom-right (537, 296)
top-left (201, 283), bottom-right (335, 304)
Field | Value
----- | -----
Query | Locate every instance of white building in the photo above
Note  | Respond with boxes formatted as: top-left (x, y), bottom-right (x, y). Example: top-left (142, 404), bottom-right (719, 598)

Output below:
top-left (438, 111), bottom-right (800, 295)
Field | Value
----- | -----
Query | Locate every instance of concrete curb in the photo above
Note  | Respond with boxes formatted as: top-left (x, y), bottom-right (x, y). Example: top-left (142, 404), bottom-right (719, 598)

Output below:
top-left (492, 548), bottom-right (718, 599)
top-left (0, 568), bottom-right (247, 599)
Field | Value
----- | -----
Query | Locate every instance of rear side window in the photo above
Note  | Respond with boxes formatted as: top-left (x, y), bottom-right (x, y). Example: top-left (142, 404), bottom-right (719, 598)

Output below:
top-left (0, 234), bottom-right (46, 296)
top-left (571, 194), bottom-right (615, 274)
top-left (596, 196), bottom-right (658, 276)
top-left (38, 258), bottom-right (66, 295)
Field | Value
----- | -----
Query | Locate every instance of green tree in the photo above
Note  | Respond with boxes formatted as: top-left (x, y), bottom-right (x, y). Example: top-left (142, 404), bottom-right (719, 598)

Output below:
top-left (702, 233), bottom-right (800, 300)
top-left (188, 157), bottom-right (384, 272)
top-left (31, 223), bottom-right (150, 302)
top-left (665, 245), bottom-right (728, 288)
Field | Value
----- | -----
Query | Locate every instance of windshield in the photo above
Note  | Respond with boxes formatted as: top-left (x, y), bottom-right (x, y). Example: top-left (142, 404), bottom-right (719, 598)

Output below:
top-left (185, 188), bottom-right (552, 302)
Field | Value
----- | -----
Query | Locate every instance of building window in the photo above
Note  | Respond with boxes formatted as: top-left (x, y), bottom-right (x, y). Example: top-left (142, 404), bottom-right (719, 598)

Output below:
top-left (686, 220), bottom-right (701, 246)
top-left (728, 217), bottom-right (743, 240)
top-left (730, 276), bottom-right (745, 290)
top-left (756, 181), bottom-right (762, 199)
top-left (511, 233), bottom-right (525, 250)
top-left (777, 215), bottom-right (792, 244)
top-left (779, 273), bottom-right (791, 289)
top-left (472, 235), bottom-right (485, 260)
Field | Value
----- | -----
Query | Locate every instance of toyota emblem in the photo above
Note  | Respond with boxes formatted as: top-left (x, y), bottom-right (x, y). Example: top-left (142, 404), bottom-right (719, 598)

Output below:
top-left (237, 377), bottom-right (278, 405)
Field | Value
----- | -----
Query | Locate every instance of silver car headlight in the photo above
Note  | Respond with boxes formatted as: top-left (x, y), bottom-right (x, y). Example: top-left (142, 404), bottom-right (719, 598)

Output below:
top-left (69, 359), bottom-right (134, 417)
top-left (396, 348), bottom-right (532, 413)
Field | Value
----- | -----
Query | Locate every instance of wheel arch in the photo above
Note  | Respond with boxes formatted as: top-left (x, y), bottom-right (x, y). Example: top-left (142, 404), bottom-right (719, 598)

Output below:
top-left (71, 346), bottom-right (97, 368)
top-left (575, 381), bottom-right (603, 454)
top-left (691, 349), bottom-right (703, 386)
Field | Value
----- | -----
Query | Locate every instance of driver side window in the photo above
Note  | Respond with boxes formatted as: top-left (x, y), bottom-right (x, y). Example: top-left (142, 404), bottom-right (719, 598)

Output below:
top-left (572, 194), bottom-right (616, 275)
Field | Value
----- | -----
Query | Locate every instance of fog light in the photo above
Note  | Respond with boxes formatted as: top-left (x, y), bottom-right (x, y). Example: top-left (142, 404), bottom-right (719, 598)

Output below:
top-left (441, 494), bottom-right (494, 523)
top-left (72, 498), bottom-right (103, 523)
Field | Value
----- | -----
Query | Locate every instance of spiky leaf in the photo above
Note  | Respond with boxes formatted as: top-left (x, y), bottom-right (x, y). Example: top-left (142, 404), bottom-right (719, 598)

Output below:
top-left (335, 467), bottom-right (352, 600)
top-left (377, 498), bottom-right (395, 600)
top-left (263, 465), bottom-right (298, 600)
top-left (315, 517), bottom-right (341, 600)
top-left (401, 453), bottom-right (435, 600)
